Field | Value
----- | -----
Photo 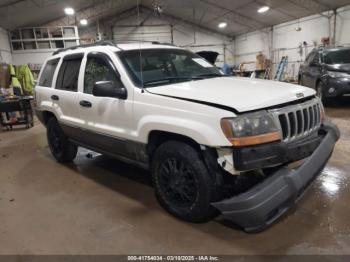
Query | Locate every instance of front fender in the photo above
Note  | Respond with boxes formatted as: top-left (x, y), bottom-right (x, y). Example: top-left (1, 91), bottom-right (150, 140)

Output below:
top-left (136, 115), bottom-right (231, 147)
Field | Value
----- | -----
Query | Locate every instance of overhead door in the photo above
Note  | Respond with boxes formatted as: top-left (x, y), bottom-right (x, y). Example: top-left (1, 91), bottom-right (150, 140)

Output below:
top-left (113, 25), bottom-right (172, 44)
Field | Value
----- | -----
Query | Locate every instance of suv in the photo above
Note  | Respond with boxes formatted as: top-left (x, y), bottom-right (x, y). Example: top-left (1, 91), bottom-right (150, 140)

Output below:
top-left (298, 47), bottom-right (350, 103)
top-left (35, 41), bottom-right (339, 232)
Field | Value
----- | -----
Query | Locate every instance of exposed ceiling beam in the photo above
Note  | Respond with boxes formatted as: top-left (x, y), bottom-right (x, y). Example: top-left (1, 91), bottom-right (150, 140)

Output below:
top-left (199, 0), bottom-right (271, 29)
top-left (255, 0), bottom-right (299, 20)
top-left (42, 0), bottom-right (121, 27)
top-left (0, 0), bottom-right (25, 9)
top-left (140, 5), bottom-right (234, 38)
top-left (287, 0), bottom-right (333, 17)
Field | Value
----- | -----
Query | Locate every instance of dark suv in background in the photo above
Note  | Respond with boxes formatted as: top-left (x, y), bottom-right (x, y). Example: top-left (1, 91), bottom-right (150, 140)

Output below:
top-left (298, 47), bottom-right (350, 103)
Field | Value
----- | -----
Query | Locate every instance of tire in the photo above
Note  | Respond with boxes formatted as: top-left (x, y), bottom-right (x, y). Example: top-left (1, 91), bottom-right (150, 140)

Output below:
top-left (47, 117), bottom-right (77, 163)
top-left (151, 141), bottom-right (218, 223)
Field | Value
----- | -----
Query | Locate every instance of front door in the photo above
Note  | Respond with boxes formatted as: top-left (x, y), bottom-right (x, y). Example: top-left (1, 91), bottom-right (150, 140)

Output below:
top-left (79, 51), bottom-right (136, 159)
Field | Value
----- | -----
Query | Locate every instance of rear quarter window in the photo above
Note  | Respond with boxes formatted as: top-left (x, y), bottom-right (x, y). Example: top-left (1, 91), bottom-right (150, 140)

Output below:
top-left (39, 58), bottom-right (60, 87)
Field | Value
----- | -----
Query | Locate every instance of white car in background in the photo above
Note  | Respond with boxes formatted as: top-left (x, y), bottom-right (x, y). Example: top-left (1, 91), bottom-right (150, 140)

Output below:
top-left (35, 41), bottom-right (339, 232)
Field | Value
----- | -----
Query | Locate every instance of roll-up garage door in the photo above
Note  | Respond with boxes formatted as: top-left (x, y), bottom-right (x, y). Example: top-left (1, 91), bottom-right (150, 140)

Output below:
top-left (113, 25), bottom-right (172, 44)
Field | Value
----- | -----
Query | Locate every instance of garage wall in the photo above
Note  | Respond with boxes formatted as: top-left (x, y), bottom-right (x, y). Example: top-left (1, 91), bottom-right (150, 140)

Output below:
top-left (12, 51), bottom-right (53, 65)
top-left (336, 5), bottom-right (350, 45)
top-left (0, 27), bottom-right (12, 64)
top-left (111, 11), bottom-right (235, 67)
top-left (235, 5), bottom-right (350, 79)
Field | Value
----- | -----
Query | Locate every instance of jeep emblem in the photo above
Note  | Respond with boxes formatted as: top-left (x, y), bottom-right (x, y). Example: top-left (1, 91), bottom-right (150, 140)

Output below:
top-left (296, 93), bottom-right (304, 98)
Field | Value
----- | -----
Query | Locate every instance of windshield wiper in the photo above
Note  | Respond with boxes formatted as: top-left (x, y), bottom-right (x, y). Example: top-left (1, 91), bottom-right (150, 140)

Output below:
top-left (195, 73), bottom-right (226, 78)
top-left (142, 74), bottom-right (225, 87)
top-left (143, 76), bottom-right (201, 87)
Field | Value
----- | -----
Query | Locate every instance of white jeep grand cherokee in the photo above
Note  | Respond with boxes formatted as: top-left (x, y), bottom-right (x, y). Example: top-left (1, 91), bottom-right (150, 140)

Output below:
top-left (35, 41), bottom-right (339, 232)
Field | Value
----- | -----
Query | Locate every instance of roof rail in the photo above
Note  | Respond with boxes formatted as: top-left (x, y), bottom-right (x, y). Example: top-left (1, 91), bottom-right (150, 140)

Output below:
top-left (115, 40), bottom-right (175, 46)
top-left (52, 40), bottom-right (115, 55)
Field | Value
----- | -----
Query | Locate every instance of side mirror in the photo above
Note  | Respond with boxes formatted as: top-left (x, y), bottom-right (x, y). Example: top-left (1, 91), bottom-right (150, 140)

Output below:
top-left (92, 81), bottom-right (127, 99)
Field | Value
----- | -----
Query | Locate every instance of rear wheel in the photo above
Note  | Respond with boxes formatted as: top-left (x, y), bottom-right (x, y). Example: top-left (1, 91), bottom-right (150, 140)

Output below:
top-left (151, 141), bottom-right (218, 222)
top-left (47, 117), bottom-right (77, 163)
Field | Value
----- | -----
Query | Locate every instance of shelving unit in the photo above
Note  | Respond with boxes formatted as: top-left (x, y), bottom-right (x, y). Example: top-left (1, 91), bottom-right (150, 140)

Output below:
top-left (9, 26), bottom-right (79, 52)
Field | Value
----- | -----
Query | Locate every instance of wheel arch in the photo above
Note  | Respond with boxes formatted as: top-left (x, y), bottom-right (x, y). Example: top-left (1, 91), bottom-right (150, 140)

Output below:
top-left (41, 111), bottom-right (57, 126)
top-left (147, 130), bottom-right (201, 158)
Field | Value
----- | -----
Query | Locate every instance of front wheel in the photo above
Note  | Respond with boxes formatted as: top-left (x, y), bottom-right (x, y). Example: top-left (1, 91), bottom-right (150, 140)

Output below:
top-left (47, 117), bottom-right (77, 163)
top-left (151, 141), bottom-right (218, 222)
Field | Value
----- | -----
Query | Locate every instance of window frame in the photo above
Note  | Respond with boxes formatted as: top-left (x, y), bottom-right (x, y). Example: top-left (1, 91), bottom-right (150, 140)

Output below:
top-left (38, 58), bottom-right (60, 88)
top-left (83, 51), bottom-right (124, 95)
top-left (55, 53), bottom-right (84, 92)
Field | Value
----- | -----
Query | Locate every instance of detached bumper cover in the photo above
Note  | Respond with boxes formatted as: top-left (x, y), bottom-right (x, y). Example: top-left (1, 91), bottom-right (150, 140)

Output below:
top-left (212, 121), bottom-right (340, 232)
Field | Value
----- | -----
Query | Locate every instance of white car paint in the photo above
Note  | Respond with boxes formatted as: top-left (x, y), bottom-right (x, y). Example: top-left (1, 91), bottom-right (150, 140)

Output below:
top-left (148, 77), bottom-right (316, 113)
top-left (35, 43), bottom-right (317, 152)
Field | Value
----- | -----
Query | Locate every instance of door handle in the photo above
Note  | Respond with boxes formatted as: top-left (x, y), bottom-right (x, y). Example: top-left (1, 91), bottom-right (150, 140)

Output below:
top-left (79, 100), bottom-right (92, 108)
top-left (51, 95), bottom-right (59, 101)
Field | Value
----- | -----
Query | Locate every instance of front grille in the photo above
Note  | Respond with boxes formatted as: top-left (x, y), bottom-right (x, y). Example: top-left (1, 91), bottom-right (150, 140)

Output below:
top-left (270, 98), bottom-right (322, 142)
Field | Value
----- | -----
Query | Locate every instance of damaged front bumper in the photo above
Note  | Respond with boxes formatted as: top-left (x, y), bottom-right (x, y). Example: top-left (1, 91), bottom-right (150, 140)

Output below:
top-left (211, 120), bottom-right (340, 233)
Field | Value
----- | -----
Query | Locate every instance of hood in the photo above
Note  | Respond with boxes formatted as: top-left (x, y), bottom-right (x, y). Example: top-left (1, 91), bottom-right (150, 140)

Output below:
top-left (196, 51), bottom-right (219, 64)
top-left (147, 77), bottom-right (316, 113)
top-left (325, 63), bottom-right (350, 73)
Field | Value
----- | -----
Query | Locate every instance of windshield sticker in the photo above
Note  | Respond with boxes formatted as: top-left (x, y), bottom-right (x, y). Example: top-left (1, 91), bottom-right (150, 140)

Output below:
top-left (192, 58), bottom-right (213, 68)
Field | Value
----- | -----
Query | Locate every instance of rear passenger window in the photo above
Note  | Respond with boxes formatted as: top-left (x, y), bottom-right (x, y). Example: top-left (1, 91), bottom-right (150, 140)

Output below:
top-left (39, 58), bottom-right (60, 87)
top-left (56, 54), bottom-right (83, 92)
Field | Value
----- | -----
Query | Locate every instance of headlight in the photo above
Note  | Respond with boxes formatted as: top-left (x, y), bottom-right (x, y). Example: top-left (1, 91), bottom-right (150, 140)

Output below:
top-left (221, 111), bottom-right (281, 147)
top-left (327, 71), bottom-right (349, 78)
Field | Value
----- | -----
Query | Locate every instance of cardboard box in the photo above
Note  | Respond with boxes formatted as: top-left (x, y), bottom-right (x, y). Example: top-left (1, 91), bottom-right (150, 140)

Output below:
top-left (256, 52), bottom-right (265, 70)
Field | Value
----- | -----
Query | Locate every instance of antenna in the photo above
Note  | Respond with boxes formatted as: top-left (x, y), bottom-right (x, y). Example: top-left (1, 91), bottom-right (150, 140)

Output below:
top-left (137, 0), bottom-right (145, 93)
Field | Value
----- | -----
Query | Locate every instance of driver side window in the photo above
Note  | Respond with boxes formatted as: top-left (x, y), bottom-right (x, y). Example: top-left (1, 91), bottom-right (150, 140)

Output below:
top-left (84, 55), bottom-right (122, 94)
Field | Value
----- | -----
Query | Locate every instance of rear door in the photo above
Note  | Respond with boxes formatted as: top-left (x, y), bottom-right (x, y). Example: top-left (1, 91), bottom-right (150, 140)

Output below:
top-left (54, 53), bottom-right (85, 141)
top-left (35, 58), bottom-right (61, 113)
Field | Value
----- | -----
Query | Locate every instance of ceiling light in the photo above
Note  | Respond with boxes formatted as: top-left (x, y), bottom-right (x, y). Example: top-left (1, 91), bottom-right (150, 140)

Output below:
top-left (218, 22), bottom-right (227, 29)
top-left (80, 19), bottom-right (88, 26)
top-left (64, 7), bottom-right (75, 15)
top-left (257, 6), bottom-right (270, 13)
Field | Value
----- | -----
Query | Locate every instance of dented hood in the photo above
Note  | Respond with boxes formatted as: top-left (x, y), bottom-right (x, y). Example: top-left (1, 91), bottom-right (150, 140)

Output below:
top-left (148, 77), bottom-right (316, 113)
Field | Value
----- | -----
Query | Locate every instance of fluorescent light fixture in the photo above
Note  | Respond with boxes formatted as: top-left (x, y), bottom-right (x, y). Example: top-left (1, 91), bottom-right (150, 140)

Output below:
top-left (218, 22), bottom-right (227, 29)
top-left (80, 19), bottom-right (88, 26)
top-left (257, 6), bottom-right (270, 13)
top-left (64, 7), bottom-right (75, 15)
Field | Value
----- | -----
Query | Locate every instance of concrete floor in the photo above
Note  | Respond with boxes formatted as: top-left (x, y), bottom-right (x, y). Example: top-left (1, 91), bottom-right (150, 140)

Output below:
top-left (0, 101), bottom-right (350, 255)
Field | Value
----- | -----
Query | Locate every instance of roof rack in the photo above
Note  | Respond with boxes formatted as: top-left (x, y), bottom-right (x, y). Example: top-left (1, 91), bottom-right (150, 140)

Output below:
top-left (52, 40), bottom-right (116, 55)
top-left (115, 40), bottom-right (175, 46)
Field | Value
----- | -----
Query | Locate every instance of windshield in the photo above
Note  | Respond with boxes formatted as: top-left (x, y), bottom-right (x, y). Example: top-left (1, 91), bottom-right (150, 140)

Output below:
top-left (322, 49), bottom-right (350, 64)
top-left (117, 48), bottom-right (223, 87)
